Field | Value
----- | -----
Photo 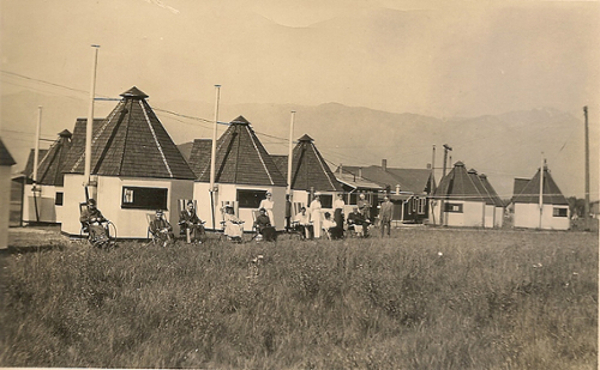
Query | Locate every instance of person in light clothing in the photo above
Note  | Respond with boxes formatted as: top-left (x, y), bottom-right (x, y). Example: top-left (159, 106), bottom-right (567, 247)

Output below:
top-left (309, 193), bottom-right (323, 238)
top-left (294, 206), bottom-right (313, 239)
top-left (258, 191), bottom-right (276, 229)
top-left (223, 206), bottom-right (244, 242)
top-left (322, 212), bottom-right (338, 240)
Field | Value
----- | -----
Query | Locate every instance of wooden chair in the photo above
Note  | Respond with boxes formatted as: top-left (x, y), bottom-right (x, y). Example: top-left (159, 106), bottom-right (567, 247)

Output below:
top-left (178, 199), bottom-right (205, 243)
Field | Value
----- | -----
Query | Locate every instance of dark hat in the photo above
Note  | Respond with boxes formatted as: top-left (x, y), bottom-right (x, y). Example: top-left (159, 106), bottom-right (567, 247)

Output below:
top-left (88, 198), bottom-right (96, 205)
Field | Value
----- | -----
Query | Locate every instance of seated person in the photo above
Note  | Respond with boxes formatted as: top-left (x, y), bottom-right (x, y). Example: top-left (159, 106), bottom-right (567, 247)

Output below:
top-left (293, 206), bottom-right (314, 239)
top-left (179, 201), bottom-right (205, 244)
top-left (149, 209), bottom-right (175, 247)
top-left (79, 198), bottom-right (111, 248)
top-left (347, 206), bottom-right (367, 237)
top-left (254, 208), bottom-right (277, 242)
top-left (223, 206), bottom-right (244, 242)
top-left (322, 212), bottom-right (340, 240)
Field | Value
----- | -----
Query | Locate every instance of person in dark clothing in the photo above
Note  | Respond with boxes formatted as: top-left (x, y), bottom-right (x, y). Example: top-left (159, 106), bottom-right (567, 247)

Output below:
top-left (380, 195), bottom-right (394, 237)
top-left (347, 206), bottom-right (367, 237)
top-left (79, 198), bottom-right (111, 248)
top-left (150, 209), bottom-right (175, 246)
top-left (179, 201), bottom-right (205, 244)
top-left (254, 208), bottom-right (277, 241)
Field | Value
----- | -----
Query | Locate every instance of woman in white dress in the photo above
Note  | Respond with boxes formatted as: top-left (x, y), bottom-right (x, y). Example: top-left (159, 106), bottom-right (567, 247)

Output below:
top-left (258, 191), bottom-right (275, 229)
top-left (309, 193), bottom-right (323, 238)
top-left (223, 206), bottom-right (244, 242)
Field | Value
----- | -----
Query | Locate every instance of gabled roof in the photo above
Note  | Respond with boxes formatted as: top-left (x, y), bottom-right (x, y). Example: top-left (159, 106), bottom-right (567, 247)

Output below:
top-left (433, 161), bottom-right (485, 202)
top-left (341, 165), bottom-right (433, 194)
top-left (274, 134), bottom-right (342, 192)
top-left (195, 116), bottom-right (287, 186)
top-left (479, 174), bottom-right (504, 207)
top-left (24, 130), bottom-right (72, 186)
top-left (336, 172), bottom-right (383, 190)
top-left (0, 138), bottom-right (16, 166)
top-left (63, 87), bottom-right (196, 180)
top-left (512, 166), bottom-right (568, 205)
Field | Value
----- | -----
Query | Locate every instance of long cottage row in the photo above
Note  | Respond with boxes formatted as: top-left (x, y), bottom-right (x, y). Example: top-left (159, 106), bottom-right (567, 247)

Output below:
top-left (16, 87), bottom-right (571, 237)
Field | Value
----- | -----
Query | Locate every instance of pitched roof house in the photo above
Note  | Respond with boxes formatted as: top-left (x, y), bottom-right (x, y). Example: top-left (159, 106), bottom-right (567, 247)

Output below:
top-left (191, 116), bottom-right (287, 230)
top-left (60, 87), bottom-right (196, 238)
top-left (432, 161), bottom-right (487, 227)
top-left (21, 130), bottom-right (73, 224)
top-left (511, 165), bottom-right (569, 230)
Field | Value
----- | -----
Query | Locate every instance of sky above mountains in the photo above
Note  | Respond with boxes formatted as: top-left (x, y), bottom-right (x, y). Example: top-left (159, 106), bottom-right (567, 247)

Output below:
top-left (1, 1), bottom-right (598, 200)
top-left (1, 1), bottom-right (598, 117)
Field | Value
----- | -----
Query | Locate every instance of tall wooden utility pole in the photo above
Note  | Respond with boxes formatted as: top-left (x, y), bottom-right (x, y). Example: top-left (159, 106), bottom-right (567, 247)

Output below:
top-left (209, 84), bottom-right (221, 230)
top-left (583, 106), bottom-right (590, 229)
top-left (85, 45), bottom-right (100, 200)
top-left (439, 144), bottom-right (452, 226)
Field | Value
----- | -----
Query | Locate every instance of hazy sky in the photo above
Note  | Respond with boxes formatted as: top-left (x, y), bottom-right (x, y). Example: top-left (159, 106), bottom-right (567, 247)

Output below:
top-left (2, 0), bottom-right (599, 117)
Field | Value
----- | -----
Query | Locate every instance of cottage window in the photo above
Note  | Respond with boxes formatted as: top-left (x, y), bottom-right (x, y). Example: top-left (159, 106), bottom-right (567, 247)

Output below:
top-left (121, 186), bottom-right (168, 210)
top-left (319, 194), bottom-right (333, 208)
top-left (552, 207), bottom-right (568, 218)
top-left (444, 203), bottom-right (463, 213)
top-left (418, 198), bottom-right (427, 214)
top-left (237, 189), bottom-right (267, 209)
top-left (55, 192), bottom-right (64, 206)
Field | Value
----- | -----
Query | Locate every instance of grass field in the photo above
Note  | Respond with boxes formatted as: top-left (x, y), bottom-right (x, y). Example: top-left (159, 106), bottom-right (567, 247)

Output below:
top-left (0, 226), bottom-right (597, 369)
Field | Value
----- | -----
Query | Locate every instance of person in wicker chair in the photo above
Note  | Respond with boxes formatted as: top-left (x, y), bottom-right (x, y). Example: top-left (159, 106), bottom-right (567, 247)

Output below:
top-left (149, 209), bottom-right (175, 247)
top-left (79, 199), bottom-right (111, 248)
top-left (223, 205), bottom-right (244, 243)
top-left (254, 208), bottom-right (277, 242)
top-left (179, 201), bottom-right (205, 244)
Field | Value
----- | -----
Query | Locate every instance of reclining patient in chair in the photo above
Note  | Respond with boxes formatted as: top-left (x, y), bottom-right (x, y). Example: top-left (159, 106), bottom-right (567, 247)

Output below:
top-left (79, 199), bottom-right (110, 248)
top-left (223, 206), bottom-right (244, 242)
top-left (150, 209), bottom-right (175, 246)
top-left (254, 208), bottom-right (277, 242)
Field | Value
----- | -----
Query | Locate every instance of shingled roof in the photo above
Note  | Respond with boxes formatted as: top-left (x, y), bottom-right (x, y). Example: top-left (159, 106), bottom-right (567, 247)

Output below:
top-left (433, 161), bottom-right (485, 202)
top-left (274, 134), bottom-right (342, 192)
top-left (479, 174), bottom-right (504, 207)
top-left (512, 166), bottom-right (568, 205)
top-left (195, 116), bottom-right (287, 186)
top-left (23, 130), bottom-right (72, 186)
top-left (468, 169), bottom-right (495, 206)
top-left (63, 87), bottom-right (195, 180)
top-left (188, 139), bottom-right (213, 177)
top-left (340, 165), bottom-right (433, 194)
top-left (0, 138), bottom-right (16, 166)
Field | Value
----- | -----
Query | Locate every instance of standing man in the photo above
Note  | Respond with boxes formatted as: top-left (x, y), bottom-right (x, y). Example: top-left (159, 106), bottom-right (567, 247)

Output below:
top-left (357, 193), bottom-right (371, 236)
top-left (380, 195), bottom-right (394, 237)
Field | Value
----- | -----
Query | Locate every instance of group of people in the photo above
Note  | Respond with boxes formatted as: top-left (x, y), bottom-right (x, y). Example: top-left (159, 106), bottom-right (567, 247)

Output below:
top-left (79, 191), bottom-right (396, 248)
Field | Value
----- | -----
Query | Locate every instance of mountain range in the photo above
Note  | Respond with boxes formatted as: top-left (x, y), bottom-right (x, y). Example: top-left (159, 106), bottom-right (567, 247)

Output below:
top-left (2, 90), bottom-right (597, 201)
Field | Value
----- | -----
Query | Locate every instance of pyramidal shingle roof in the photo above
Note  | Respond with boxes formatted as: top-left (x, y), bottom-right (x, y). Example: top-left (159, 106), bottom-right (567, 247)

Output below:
top-left (512, 166), bottom-right (568, 205)
top-left (468, 169), bottom-right (494, 206)
top-left (63, 87), bottom-right (195, 180)
top-left (0, 138), bottom-right (16, 166)
top-left (433, 161), bottom-right (485, 202)
top-left (274, 134), bottom-right (342, 192)
top-left (188, 139), bottom-right (213, 177)
top-left (26, 130), bottom-right (73, 186)
top-left (479, 173), bottom-right (504, 207)
top-left (194, 116), bottom-right (287, 186)
top-left (23, 149), bottom-right (49, 178)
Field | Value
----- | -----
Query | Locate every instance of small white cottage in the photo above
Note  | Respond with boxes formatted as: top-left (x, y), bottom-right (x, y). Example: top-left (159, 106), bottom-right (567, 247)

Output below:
top-left (189, 116), bottom-right (287, 231)
top-left (512, 165), bottom-right (569, 230)
top-left (60, 87), bottom-right (196, 238)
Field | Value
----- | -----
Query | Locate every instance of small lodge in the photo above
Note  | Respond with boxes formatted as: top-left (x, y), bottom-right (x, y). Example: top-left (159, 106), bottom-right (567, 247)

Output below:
top-left (431, 161), bottom-right (488, 228)
top-left (60, 87), bottom-right (196, 238)
top-left (20, 129), bottom-right (72, 225)
top-left (189, 116), bottom-right (287, 231)
top-left (0, 138), bottom-right (16, 249)
top-left (271, 134), bottom-right (343, 214)
top-left (511, 164), bottom-right (570, 230)
top-left (338, 160), bottom-right (434, 224)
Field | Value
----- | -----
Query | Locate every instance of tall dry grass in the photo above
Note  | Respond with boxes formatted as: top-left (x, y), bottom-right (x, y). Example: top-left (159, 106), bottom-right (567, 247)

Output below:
top-left (0, 228), bottom-right (597, 369)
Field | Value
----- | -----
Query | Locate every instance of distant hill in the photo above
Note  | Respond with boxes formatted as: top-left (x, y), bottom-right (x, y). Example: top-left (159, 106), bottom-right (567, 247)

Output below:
top-left (2, 90), bottom-right (597, 201)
